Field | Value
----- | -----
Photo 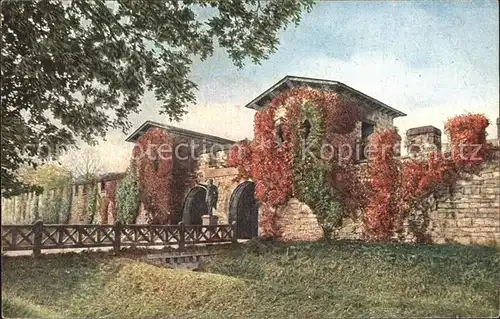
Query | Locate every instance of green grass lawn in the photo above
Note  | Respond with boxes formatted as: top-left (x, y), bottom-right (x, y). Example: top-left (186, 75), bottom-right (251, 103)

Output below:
top-left (2, 241), bottom-right (499, 318)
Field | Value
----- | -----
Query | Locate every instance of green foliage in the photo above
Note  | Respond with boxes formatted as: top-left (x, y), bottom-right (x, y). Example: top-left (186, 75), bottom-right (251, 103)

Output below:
top-left (71, 195), bottom-right (87, 224)
top-left (116, 171), bottom-right (140, 224)
top-left (18, 164), bottom-right (72, 192)
top-left (18, 194), bottom-right (28, 223)
top-left (1, 242), bottom-right (498, 318)
top-left (293, 102), bottom-right (343, 240)
top-left (44, 195), bottom-right (61, 224)
top-left (38, 194), bottom-right (49, 221)
top-left (59, 189), bottom-right (73, 224)
top-left (1, 0), bottom-right (314, 195)
top-left (43, 190), bottom-right (72, 224)
top-left (86, 184), bottom-right (100, 224)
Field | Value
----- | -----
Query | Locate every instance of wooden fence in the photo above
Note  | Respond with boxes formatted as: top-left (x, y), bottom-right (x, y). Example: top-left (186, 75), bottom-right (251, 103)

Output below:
top-left (1, 221), bottom-right (236, 257)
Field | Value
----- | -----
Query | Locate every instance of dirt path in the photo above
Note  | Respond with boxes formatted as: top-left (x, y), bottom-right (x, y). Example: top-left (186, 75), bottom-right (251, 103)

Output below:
top-left (2, 240), bottom-right (248, 257)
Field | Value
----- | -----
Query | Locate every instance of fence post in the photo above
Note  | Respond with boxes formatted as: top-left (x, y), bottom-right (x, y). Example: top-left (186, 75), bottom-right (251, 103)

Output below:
top-left (33, 220), bottom-right (43, 258)
top-left (113, 221), bottom-right (122, 254)
top-left (231, 221), bottom-right (238, 243)
top-left (178, 221), bottom-right (185, 252)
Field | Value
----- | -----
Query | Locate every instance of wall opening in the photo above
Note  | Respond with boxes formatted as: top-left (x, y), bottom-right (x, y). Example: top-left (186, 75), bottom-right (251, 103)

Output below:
top-left (276, 123), bottom-right (285, 148)
top-left (228, 181), bottom-right (259, 239)
top-left (181, 186), bottom-right (207, 225)
top-left (359, 121), bottom-right (375, 160)
top-left (301, 119), bottom-right (311, 147)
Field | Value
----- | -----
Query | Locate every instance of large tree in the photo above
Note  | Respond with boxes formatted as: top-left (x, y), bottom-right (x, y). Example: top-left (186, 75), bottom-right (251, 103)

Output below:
top-left (61, 145), bottom-right (104, 182)
top-left (1, 0), bottom-right (314, 196)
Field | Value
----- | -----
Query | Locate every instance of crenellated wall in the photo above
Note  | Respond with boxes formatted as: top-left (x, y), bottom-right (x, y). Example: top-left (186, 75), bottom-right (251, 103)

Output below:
top-left (263, 160), bottom-right (500, 246)
top-left (4, 118), bottom-right (499, 247)
top-left (192, 124), bottom-right (500, 246)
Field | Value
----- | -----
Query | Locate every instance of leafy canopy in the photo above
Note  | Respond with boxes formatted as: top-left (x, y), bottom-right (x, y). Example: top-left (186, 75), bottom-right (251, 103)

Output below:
top-left (1, 0), bottom-right (314, 196)
top-left (18, 163), bottom-right (72, 192)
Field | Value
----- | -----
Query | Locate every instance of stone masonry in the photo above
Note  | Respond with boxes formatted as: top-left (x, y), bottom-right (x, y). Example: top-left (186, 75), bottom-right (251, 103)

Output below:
top-left (198, 150), bottom-right (240, 223)
top-left (406, 125), bottom-right (442, 159)
top-left (271, 160), bottom-right (500, 245)
top-left (196, 135), bottom-right (499, 246)
top-left (428, 163), bottom-right (500, 245)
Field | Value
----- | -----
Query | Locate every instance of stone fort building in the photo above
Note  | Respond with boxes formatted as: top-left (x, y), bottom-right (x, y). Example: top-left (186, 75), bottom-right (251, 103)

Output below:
top-left (125, 75), bottom-right (500, 245)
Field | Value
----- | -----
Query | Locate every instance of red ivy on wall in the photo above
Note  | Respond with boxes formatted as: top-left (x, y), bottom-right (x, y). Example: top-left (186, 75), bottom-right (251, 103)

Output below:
top-left (230, 85), bottom-right (491, 242)
top-left (363, 130), bottom-right (402, 241)
top-left (445, 114), bottom-right (489, 169)
top-left (227, 139), bottom-right (253, 181)
top-left (132, 128), bottom-right (174, 224)
top-left (229, 86), bottom-right (363, 239)
top-left (364, 113), bottom-right (489, 242)
top-left (99, 180), bottom-right (117, 224)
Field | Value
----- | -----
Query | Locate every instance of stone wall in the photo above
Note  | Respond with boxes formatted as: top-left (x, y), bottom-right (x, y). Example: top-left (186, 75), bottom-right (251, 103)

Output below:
top-left (1, 175), bottom-right (123, 225)
top-left (271, 161), bottom-right (500, 246)
top-left (406, 126), bottom-right (442, 159)
top-left (192, 124), bottom-right (500, 246)
top-left (274, 198), bottom-right (323, 242)
top-left (197, 149), bottom-right (240, 223)
top-left (428, 163), bottom-right (500, 245)
top-left (198, 168), bottom-right (240, 223)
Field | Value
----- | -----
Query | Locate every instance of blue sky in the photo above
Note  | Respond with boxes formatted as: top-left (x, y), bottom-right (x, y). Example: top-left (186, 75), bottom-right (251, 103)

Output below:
top-left (69, 1), bottom-right (500, 172)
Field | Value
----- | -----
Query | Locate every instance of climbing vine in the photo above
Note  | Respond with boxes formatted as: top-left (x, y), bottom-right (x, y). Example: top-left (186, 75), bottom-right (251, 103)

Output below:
top-left (363, 113), bottom-right (489, 242)
top-left (99, 180), bottom-right (117, 224)
top-left (291, 101), bottom-right (342, 239)
top-left (44, 189), bottom-right (71, 224)
top-left (445, 113), bottom-right (489, 169)
top-left (362, 130), bottom-right (403, 241)
top-left (31, 195), bottom-right (39, 222)
top-left (44, 195), bottom-right (61, 223)
top-left (131, 128), bottom-right (196, 224)
top-left (229, 86), bottom-right (362, 239)
top-left (58, 187), bottom-right (72, 224)
top-left (86, 184), bottom-right (100, 224)
top-left (227, 139), bottom-right (253, 181)
top-left (116, 169), bottom-right (140, 224)
top-left (230, 86), bottom-right (491, 243)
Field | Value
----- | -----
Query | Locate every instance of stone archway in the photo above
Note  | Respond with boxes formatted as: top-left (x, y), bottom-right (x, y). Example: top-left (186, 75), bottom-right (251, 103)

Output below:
top-left (182, 186), bottom-right (207, 225)
top-left (228, 181), bottom-right (259, 239)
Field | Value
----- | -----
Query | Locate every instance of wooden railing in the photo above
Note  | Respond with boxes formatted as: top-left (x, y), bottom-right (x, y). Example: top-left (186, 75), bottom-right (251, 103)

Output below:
top-left (1, 221), bottom-right (236, 257)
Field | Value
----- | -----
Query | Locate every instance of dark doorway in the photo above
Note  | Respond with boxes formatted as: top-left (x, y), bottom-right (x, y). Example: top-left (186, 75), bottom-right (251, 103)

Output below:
top-left (359, 121), bottom-right (375, 160)
top-left (182, 186), bottom-right (207, 225)
top-left (228, 181), bottom-right (259, 239)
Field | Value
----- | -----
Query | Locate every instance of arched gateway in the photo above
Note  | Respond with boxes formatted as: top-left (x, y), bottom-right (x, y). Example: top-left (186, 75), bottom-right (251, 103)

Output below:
top-left (182, 186), bottom-right (207, 225)
top-left (228, 181), bottom-right (259, 239)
